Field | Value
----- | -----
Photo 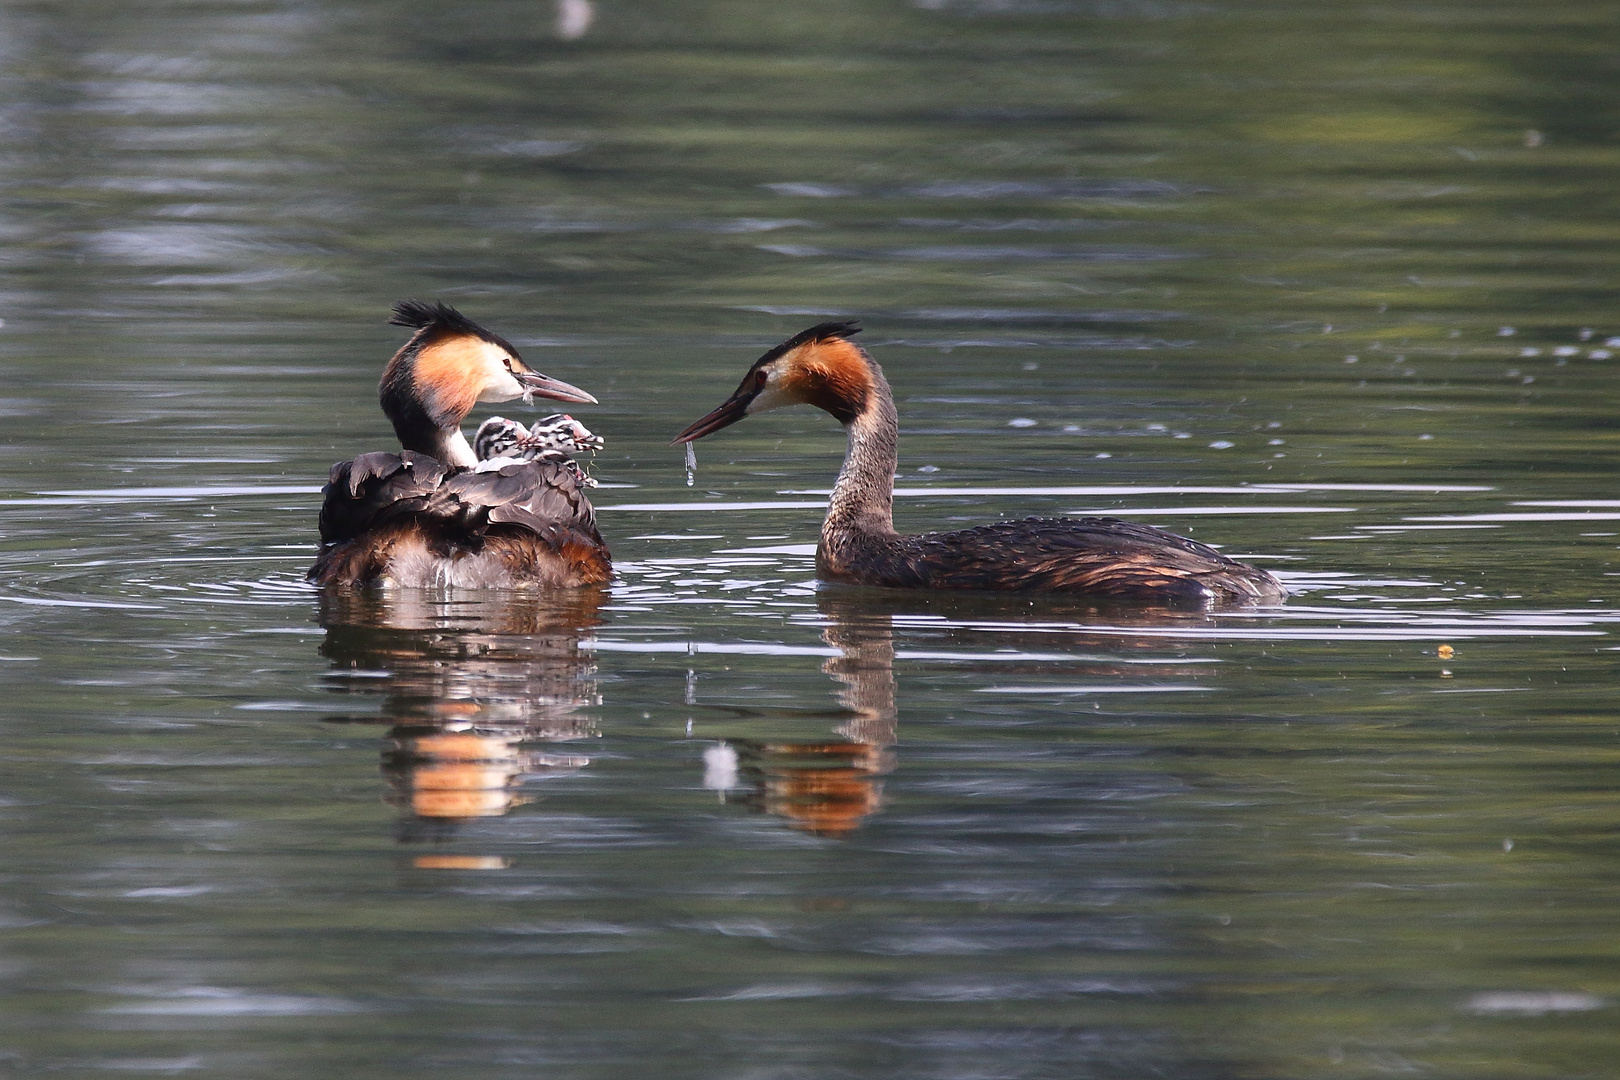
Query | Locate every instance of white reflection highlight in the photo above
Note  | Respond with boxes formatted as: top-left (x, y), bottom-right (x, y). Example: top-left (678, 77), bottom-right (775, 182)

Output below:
top-left (1514, 500), bottom-right (1620, 507)
top-left (977, 684), bottom-right (1208, 695)
top-left (1407, 513), bottom-right (1620, 522)
top-left (784, 484), bottom-right (1494, 496)
top-left (1464, 991), bottom-right (1604, 1016)
top-left (600, 501), bottom-right (827, 512)
top-left (556, 0), bottom-right (593, 40)
top-left (1066, 506), bottom-right (1356, 516)
top-left (703, 743), bottom-right (739, 791)
top-left (103, 986), bottom-right (366, 1016)
top-left (590, 639), bottom-right (1218, 663)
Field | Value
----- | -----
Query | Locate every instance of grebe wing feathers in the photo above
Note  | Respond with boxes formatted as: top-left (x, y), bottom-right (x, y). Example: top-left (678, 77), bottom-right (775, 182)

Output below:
top-left (318, 450), bottom-right (449, 544)
top-left (318, 453), bottom-right (601, 551)
top-left (443, 460), bottom-right (611, 585)
top-left (448, 460), bottom-right (605, 550)
top-left (889, 517), bottom-right (1284, 603)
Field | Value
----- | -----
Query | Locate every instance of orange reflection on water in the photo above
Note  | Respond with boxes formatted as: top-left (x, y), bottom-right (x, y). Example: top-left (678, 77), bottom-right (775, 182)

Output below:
top-left (723, 738), bottom-right (893, 837)
top-left (318, 589), bottom-right (604, 842)
top-left (411, 855), bottom-right (511, 871)
top-left (705, 594), bottom-right (897, 836)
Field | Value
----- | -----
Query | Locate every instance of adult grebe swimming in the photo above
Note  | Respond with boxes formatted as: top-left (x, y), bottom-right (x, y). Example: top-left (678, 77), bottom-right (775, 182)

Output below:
top-left (309, 301), bottom-right (611, 589)
top-left (675, 321), bottom-right (1284, 606)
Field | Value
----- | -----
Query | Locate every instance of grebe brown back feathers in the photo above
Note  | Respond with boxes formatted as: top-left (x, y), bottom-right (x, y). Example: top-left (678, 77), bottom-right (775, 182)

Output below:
top-left (675, 321), bottom-right (1285, 607)
top-left (309, 301), bottom-right (611, 589)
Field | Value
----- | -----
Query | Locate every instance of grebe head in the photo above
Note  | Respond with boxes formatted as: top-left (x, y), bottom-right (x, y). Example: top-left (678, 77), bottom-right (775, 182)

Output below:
top-left (380, 300), bottom-right (596, 435)
top-left (674, 320), bottom-right (871, 443)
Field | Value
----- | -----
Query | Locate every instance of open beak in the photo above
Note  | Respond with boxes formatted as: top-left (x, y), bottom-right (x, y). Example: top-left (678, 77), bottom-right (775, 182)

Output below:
top-left (517, 371), bottom-right (598, 405)
top-left (674, 382), bottom-right (755, 444)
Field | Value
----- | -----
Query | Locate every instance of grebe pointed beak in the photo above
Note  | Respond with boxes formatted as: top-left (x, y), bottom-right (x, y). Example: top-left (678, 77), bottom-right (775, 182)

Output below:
top-left (516, 371), bottom-right (598, 405)
top-left (674, 386), bottom-right (753, 444)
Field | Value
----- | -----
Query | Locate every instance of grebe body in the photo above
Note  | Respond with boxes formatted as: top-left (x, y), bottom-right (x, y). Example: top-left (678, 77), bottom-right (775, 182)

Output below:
top-left (309, 301), bottom-right (610, 589)
top-left (675, 321), bottom-right (1284, 607)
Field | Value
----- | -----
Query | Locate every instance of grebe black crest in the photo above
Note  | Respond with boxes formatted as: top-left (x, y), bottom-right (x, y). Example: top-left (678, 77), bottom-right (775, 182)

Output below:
top-left (309, 301), bottom-right (611, 589)
top-left (675, 321), bottom-right (1285, 607)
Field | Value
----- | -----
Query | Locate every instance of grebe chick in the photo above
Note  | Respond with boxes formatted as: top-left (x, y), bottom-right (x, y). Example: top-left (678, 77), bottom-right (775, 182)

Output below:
top-left (473, 414), bottom-right (604, 488)
top-left (309, 301), bottom-right (611, 590)
top-left (674, 321), bottom-right (1285, 607)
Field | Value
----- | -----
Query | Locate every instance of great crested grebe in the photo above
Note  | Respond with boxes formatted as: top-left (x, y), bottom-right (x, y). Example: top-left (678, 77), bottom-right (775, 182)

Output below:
top-left (309, 301), bottom-right (611, 589)
top-left (675, 321), bottom-right (1285, 606)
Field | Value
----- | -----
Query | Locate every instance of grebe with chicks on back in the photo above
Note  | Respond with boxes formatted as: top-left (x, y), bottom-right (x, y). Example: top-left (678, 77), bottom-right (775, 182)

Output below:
top-left (675, 321), bottom-right (1285, 607)
top-left (309, 301), bottom-right (611, 589)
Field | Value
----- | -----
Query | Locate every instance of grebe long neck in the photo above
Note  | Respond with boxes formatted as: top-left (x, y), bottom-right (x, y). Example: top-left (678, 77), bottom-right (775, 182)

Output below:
top-left (380, 380), bottom-right (478, 468)
top-left (412, 426), bottom-right (477, 469)
top-left (824, 367), bottom-right (899, 542)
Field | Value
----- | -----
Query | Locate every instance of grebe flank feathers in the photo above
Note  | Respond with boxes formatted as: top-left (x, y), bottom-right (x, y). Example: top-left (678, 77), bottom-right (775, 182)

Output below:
top-left (309, 301), bottom-right (611, 589)
top-left (675, 321), bottom-right (1285, 607)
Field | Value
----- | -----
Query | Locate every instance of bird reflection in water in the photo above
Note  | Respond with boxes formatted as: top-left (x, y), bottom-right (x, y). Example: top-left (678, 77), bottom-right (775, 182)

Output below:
top-left (705, 590), bottom-right (1241, 837)
top-left (317, 589), bottom-right (604, 855)
top-left (705, 593), bottom-right (898, 838)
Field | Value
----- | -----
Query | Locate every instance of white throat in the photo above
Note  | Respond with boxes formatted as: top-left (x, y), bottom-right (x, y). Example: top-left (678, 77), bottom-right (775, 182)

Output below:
top-left (434, 428), bottom-right (478, 469)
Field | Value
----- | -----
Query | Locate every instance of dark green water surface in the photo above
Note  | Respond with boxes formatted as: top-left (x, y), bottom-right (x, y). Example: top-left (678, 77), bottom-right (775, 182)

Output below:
top-left (3, 1), bottom-right (1620, 1076)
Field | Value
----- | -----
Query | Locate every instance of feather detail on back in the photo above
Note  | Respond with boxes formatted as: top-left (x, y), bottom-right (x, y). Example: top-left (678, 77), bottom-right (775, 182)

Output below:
top-left (310, 452), bottom-right (610, 588)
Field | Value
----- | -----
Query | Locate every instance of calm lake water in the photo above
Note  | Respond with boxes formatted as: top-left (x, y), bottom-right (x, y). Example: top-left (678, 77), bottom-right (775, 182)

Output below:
top-left (3, 1), bottom-right (1620, 1076)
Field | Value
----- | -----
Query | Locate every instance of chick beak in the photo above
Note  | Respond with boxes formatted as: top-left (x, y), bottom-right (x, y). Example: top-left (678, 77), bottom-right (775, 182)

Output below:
top-left (516, 371), bottom-right (598, 405)
top-left (674, 380), bottom-right (756, 444)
